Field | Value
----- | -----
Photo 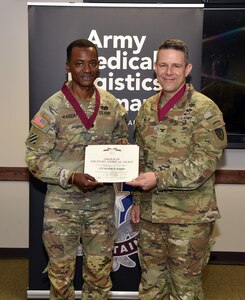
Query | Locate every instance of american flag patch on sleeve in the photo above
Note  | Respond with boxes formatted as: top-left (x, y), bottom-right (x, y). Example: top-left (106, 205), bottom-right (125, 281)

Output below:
top-left (32, 114), bottom-right (48, 129)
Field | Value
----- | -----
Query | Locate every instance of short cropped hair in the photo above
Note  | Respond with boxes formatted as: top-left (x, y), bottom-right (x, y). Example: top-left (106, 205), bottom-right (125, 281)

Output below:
top-left (157, 39), bottom-right (190, 65)
top-left (66, 39), bottom-right (98, 63)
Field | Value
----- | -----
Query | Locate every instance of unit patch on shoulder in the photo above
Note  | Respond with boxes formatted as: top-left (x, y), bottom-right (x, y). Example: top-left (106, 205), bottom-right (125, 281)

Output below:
top-left (215, 128), bottom-right (225, 141)
top-left (26, 125), bottom-right (44, 148)
top-left (32, 114), bottom-right (48, 129)
top-left (28, 132), bottom-right (38, 145)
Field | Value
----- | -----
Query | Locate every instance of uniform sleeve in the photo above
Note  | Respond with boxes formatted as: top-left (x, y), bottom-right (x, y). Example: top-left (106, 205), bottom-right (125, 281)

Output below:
top-left (131, 108), bottom-right (146, 205)
top-left (111, 103), bottom-right (129, 145)
top-left (25, 103), bottom-right (72, 188)
top-left (156, 104), bottom-right (227, 191)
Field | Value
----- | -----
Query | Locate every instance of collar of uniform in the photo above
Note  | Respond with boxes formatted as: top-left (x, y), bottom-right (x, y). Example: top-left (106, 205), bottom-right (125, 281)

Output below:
top-left (174, 83), bottom-right (194, 109)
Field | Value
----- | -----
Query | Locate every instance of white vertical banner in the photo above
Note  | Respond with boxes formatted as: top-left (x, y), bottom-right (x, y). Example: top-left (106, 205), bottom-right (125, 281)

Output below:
top-left (28, 3), bottom-right (204, 298)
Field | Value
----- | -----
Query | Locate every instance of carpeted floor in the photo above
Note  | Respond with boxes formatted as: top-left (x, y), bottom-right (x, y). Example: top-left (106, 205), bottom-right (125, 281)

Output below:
top-left (0, 259), bottom-right (245, 299)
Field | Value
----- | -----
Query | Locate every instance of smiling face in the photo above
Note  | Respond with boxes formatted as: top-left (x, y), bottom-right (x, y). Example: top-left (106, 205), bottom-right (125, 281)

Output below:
top-left (66, 46), bottom-right (99, 89)
top-left (154, 48), bottom-right (192, 100)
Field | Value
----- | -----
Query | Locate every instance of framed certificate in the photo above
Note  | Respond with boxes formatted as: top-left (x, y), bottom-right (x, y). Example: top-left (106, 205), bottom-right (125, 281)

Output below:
top-left (84, 144), bottom-right (139, 183)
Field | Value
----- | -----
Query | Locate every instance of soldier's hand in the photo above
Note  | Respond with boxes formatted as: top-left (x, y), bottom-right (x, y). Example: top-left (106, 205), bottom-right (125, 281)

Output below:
top-left (131, 204), bottom-right (140, 224)
top-left (126, 172), bottom-right (157, 191)
top-left (116, 138), bottom-right (128, 145)
top-left (72, 173), bottom-right (103, 192)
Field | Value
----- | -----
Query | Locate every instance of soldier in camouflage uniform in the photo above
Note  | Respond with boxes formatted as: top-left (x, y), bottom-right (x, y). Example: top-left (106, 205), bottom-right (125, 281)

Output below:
top-left (127, 39), bottom-right (227, 299)
top-left (25, 39), bottom-right (128, 299)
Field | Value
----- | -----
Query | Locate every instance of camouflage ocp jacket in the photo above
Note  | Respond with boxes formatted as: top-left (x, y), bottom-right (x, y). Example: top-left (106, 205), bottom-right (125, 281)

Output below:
top-left (25, 83), bottom-right (128, 210)
top-left (133, 84), bottom-right (227, 224)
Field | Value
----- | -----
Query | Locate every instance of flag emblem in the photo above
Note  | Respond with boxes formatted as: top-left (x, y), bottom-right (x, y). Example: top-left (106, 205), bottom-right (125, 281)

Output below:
top-left (32, 114), bottom-right (48, 129)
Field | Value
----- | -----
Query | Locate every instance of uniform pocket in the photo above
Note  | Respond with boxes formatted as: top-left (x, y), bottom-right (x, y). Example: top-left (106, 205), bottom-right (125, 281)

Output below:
top-left (201, 116), bottom-right (227, 148)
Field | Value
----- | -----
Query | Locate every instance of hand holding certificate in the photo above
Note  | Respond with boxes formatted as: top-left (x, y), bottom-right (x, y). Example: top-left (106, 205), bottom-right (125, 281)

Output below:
top-left (84, 145), bottom-right (139, 183)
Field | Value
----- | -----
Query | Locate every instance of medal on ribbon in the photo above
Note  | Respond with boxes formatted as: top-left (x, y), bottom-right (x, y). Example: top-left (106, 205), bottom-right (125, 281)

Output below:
top-left (61, 82), bottom-right (100, 141)
top-left (157, 84), bottom-right (186, 121)
top-left (83, 131), bottom-right (92, 141)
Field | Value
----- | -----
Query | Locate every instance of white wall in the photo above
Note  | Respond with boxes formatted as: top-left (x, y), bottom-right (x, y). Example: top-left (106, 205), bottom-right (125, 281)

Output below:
top-left (0, 0), bottom-right (244, 251)
top-left (0, 0), bottom-right (80, 248)
top-left (214, 184), bottom-right (245, 251)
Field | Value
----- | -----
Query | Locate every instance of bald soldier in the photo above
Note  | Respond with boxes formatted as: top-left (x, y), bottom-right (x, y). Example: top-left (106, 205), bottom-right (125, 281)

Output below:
top-left (127, 39), bottom-right (227, 299)
top-left (26, 39), bottom-right (128, 300)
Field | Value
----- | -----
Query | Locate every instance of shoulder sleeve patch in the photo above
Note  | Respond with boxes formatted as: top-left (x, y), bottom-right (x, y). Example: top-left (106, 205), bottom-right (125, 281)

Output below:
top-left (32, 114), bottom-right (48, 129)
top-left (201, 115), bottom-right (227, 148)
top-left (26, 125), bottom-right (44, 149)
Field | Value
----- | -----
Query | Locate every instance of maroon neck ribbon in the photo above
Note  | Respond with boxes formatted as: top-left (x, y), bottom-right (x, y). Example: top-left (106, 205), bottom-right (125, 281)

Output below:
top-left (157, 84), bottom-right (186, 121)
top-left (61, 82), bottom-right (100, 130)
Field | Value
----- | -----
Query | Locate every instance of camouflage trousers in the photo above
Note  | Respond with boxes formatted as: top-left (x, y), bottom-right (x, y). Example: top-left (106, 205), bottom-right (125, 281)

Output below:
top-left (42, 206), bottom-right (116, 300)
top-left (138, 219), bottom-right (214, 300)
